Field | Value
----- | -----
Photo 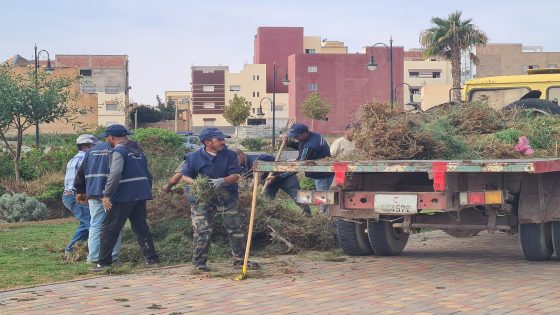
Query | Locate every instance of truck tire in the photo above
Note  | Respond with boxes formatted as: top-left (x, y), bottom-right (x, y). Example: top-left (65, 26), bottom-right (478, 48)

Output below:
top-left (504, 99), bottom-right (560, 115)
top-left (519, 223), bottom-right (553, 261)
top-left (367, 219), bottom-right (409, 256)
top-left (334, 219), bottom-right (374, 256)
top-left (442, 229), bottom-right (481, 238)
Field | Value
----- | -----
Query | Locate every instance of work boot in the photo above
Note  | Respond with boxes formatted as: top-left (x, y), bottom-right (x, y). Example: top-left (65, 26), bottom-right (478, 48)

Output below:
top-left (194, 263), bottom-right (210, 272)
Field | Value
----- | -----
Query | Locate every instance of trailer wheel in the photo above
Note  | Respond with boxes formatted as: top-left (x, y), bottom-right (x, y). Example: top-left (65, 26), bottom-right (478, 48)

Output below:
top-left (519, 223), bottom-right (553, 261)
top-left (367, 219), bottom-right (409, 256)
top-left (334, 219), bottom-right (374, 256)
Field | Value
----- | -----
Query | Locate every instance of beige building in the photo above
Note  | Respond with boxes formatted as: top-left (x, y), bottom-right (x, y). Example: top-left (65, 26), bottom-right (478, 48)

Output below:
top-left (165, 90), bottom-right (192, 128)
top-left (473, 44), bottom-right (560, 78)
top-left (403, 51), bottom-right (452, 108)
top-left (303, 36), bottom-right (348, 54)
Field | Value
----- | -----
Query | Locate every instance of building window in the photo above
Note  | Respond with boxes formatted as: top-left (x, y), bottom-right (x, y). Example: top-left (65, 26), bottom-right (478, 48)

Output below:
top-left (252, 91), bottom-right (255, 97)
top-left (105, 86), bottom-right (119, 94)
top-left (203, 102), bottom-right (215, 109)
top-left (105, 104), bottom-right (119, 111)
top-left (203, 85), bottom-right (215, 92)
top-left (528, 65), bottom-right (539, 70)
top-left (229, 85), bottom-right (241, 92)
top-left (203, 118), bottom-right (215, 126)
top-left (320, 117), bottom-right (329, 121)
top-left (81, 86), bottom-right (96, 93)
top-left (80, 69), bottom-right (92, 76)
top-left (307, 83), bottom-right (318, 91)
top-left (305, 49), bottom-right (316, 54)
top-left (548, 64), bottom-right (558, 68)
top-left (256, 75), bottom-right (260, 80)
top-left (252, 108), bottom-right (255, 113)
top-left (432, 72), bottom-right (441, 78)
top-left (257, 91), bottom-right (260, 97)
top-left (308, 66), bottom-right (318, 73)
top-left (409, 72), bottom-right (419, 78)
top-left (411, 89), bottom-right (421, 95)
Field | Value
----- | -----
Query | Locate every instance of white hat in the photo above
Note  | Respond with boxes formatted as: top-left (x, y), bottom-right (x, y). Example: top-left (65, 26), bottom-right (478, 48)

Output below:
top-left (76, 134), bottom-right (99, 145)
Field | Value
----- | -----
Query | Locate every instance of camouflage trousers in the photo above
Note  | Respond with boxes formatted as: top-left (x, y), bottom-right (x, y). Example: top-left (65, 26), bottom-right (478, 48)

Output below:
top-left (191, 200), bottom-right (246, 265)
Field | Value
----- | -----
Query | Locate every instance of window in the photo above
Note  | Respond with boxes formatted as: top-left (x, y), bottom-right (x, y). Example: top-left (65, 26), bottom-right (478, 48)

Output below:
top-left (256, 75), bottom-right (260, 80)
top-left (432, 72), bottom-right (441, 78)
top-left (252, 91), bottom-right (255, 97)
top-left (409, 72), bottom-right (419, 78)
top-left (528, 65), bottom-right (539, 70)
top-left (252, 75), bottom-right (255, 80)
top-left (81, 86), bottom-right (96, 93)
top-left (257, 91), bottom-right (260, 97)
top-left (203, 118), bottom-right (215, 126)
top-left (410, 89), bottom-right (421, 95)
top-left (202, 85), bottom-right (215, 92)
top-left (308, 66), bottom-right (318, 73)
top-left (203, 102), bottom-right (215, 109)
top-left (307, 83), bottom-right (318, 91)
top-left (320, 117), bottom-right (329, 121)
top-left (229, 85), bottom-right (241, 92)
top-left (548, 64), bottom-right (558, 68)
top-left (80, 69), bottom-right (92, 76)
top-left (305, 49), bottom-right (316, 54)
top-left (252, 108), bottom-right (255, 113)
top-left (548, 87), bottom-right (560, 103)
top-left (105, 104), bottom-right (119, 111)
top-left (105, 86), bottom-right (119, 94)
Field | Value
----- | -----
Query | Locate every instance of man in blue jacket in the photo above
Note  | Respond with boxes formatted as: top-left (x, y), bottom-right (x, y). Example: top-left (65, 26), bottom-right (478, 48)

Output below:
top-left (182, 127), bottom-right (258, 271)
top-left (74, 136), bottom-right (123, 264)
top-left (91, 124), bottom-right (159, 271)
top-left (281, 123), bottom-right (333, 214)
top-left (235, 148), bottom-right (312, 216)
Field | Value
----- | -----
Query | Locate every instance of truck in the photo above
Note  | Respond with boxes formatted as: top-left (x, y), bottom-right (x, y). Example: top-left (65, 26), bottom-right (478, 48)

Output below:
top-left (254, 158), bottom-right (560, 261)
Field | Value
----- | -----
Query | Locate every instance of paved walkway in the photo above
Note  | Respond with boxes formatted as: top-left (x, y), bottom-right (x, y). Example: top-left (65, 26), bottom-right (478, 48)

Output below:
top-left (2, 231), bottom-right (560, 314)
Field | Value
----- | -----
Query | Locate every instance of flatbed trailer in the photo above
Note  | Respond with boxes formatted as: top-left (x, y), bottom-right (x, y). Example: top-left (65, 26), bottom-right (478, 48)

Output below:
top-left (254, 159), bottom-right (560, 261)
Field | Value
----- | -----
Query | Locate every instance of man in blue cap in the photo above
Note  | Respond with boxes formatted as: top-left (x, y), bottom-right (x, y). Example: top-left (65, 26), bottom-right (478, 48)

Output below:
top-left (90, 124), bottom-right (159, 271)
top-left (280, 123), bottom-right (333, 214)
top-left (182, 127), bottom-right (258, 271)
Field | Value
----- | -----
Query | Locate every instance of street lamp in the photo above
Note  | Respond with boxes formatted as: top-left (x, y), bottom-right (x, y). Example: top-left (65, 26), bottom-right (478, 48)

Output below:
top-left (366, 37), bottom-right (394, 109)
top-left (393, 82), bottom-right (415, 107)
top-left (272, 62), bottom-right (290, 149)
top-left (34, 44), bottom-right (54, 147)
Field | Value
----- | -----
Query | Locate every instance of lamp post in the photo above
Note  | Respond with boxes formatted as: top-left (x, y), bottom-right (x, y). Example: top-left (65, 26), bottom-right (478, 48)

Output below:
top-left (33, 44), bottom-right (54, 148)
top-left (271, 62), bottom-right (290, 149)
top-left (393, 82), bottom-right (415, 106)
top-left (366, 37), bottom-right (393, 109)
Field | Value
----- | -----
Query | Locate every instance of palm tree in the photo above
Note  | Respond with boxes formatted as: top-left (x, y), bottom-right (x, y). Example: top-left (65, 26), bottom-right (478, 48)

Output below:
top-left (420, 11), bottom-right (488, 102)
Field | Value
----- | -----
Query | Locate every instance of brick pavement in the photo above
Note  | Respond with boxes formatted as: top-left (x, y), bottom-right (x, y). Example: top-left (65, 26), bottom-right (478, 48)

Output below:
top-left (1, 231), bottom-right (560, 314)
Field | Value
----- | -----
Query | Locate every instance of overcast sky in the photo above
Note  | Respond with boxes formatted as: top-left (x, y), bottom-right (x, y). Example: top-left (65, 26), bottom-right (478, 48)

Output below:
top-left (2, 0), bottom-right (559, 105)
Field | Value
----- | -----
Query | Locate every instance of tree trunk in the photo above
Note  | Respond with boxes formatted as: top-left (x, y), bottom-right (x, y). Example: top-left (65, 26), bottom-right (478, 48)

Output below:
top-left (14, 129), bottom-right (23, 181)
top-left (451, 47), bottom-right (462, 103)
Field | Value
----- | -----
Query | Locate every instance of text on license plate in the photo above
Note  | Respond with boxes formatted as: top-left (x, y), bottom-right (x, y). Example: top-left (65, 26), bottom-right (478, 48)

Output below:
top-left (374, 194), bottom-right (418, 214)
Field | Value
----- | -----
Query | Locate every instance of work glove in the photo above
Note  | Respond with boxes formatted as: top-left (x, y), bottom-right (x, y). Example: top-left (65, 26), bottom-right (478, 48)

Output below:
top-left (208, 177), bottom-right (226, 189)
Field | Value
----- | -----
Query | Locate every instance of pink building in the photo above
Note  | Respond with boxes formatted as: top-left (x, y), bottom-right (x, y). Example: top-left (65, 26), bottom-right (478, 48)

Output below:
top-left (288, 48), bottom-right (404, 134)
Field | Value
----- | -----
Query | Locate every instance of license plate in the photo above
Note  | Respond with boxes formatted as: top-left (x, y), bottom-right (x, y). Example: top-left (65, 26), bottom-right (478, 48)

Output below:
top-left (374, 194), bottom-right (418, 214)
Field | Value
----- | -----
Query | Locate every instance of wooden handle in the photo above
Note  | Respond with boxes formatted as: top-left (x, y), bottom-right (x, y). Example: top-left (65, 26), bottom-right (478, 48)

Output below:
top-left (240, 171), bottom-right (260, 276)
top-left (261, 138), bottom-right (288, 194)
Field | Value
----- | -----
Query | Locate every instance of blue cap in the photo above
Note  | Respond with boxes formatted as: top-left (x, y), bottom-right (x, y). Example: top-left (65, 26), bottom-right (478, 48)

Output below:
top-left (199, 127), bottom-right (230, 142)
top-left (99, 124), bottom-right (132, 138)
top-left (288, 124), bottom-right (309, 138)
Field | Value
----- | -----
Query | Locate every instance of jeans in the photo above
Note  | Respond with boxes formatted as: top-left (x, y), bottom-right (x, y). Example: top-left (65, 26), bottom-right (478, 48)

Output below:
top-left (265, 175), bottom-right (312, 215)
top-left (314, 175), bottom-right (334, 214)
top-left (98, 200), bottom-right (158, 266)
top-left (61, 192), bottom-right (90, 252)
top-left (88, 198), bottom-right (122, 262)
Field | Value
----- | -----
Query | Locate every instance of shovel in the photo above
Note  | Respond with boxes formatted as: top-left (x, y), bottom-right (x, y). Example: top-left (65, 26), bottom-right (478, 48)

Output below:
top-left (235, 171), bottom-right (260, 281)
top-left (260, 137), bottom-right (287, 195)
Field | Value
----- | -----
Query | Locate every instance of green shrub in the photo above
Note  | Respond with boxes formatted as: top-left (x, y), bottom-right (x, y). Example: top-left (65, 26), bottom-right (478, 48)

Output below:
top-left (240, 138), bottom-right (267, 151)
top-left (0, 152), bottom-right (14, 179)
top-left (20, 147), bottom-right (76, 180)
top-left (0, 193), bottom-right (50, 222)
top-left (299, 177), bottom-right (316, 190)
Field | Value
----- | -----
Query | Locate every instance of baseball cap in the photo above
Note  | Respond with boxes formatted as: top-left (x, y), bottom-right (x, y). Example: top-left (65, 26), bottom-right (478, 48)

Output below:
top-left (288, 124), bottom-right (309, 138)
top-left (99, 124), bottom-right (132, 138)
top-left (199, 127), bottom-right (230, 142)
top-left (76, 134), bottom-right (99, 145)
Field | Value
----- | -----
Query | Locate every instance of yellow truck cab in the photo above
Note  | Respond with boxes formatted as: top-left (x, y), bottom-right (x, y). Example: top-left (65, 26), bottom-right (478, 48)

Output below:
top-left (462, 69), bottom-right (560, 114)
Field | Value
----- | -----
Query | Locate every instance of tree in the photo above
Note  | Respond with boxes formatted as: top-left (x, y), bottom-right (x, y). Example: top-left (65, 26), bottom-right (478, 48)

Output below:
top-left (129, 106), bottom-right (164, 125)
top-left (223, 94), bottom-right (252, 138)
top-left (300, 92), bottom-right (331, 130)
top-left (419, 10), bottom-right (488, 102)
top-left (0, 65), bottom-right (79, 180)
top-left (155, 94), bottom-right (175, 120)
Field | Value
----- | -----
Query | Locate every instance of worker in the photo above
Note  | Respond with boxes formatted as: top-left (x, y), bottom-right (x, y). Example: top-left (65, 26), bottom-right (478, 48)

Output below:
top-left (330, 123), bottom-right (357, 159)
top-left (62, 134), bottom-right (97, 255)
top-left (235, 148), bottom-right (312, 216)
top-left (182, 127), bottom-right (259, 271)
top-left (91, 124), bottom-right (159, 271)
top-left (281, 123), bottom-right (333, 214)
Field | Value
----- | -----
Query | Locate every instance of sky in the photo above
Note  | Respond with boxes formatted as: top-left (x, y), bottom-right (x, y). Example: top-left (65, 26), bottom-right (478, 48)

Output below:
top-left (2, 0), bottom-right (559, 105)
